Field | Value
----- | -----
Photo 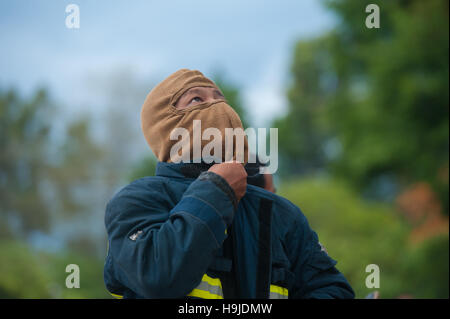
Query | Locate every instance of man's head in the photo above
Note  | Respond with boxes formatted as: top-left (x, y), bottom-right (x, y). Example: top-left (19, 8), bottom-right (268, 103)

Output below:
top-left (141, 69), bottom-right (248, 164)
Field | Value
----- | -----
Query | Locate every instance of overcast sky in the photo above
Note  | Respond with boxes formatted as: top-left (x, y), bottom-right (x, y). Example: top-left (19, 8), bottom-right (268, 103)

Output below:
top-left (0, 0), bottom-right (336, 127)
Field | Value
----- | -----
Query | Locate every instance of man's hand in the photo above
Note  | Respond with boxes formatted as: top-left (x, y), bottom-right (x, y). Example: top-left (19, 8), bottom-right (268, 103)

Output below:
top-left (208, 162), bottom-right (248, 202)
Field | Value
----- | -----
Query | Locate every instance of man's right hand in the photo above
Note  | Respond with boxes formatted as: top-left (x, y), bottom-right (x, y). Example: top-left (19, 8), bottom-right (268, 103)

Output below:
top-left (208, 162), bottom-right (248, 202)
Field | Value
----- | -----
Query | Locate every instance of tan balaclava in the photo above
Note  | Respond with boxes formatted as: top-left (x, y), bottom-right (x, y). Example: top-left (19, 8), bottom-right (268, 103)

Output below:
top-left (141, 69), bottom-right (248, 164)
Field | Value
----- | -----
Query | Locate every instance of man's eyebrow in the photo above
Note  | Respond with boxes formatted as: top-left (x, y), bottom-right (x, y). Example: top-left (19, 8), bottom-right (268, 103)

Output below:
top-left (178, 87), bottom-right (225, 102)
top-left (182, 88), bottom-right (205, 96)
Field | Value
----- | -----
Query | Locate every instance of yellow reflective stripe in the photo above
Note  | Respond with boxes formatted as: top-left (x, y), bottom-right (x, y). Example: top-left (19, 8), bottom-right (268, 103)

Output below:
top-left (202, 274), bottom-right (222, 288)
top-left (187, 288), bottom-right (224, 299)
top-left (110, 292), bottom-right (123, 299)
top-left (187, 274), bottom-right (224, 299)
top-left (270, 285), bottom-right (288, 298)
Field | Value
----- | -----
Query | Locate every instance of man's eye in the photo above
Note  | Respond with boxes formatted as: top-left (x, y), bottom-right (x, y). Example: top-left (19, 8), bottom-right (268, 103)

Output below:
top-left (189, 97), bottom-right (203, 104)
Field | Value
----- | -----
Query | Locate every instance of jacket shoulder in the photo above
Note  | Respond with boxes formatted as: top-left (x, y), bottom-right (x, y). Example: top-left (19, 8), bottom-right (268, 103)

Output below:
top-left (110, 176), bottom-right (170, 199)
top-left (105, 176), bottom-right (178, 226)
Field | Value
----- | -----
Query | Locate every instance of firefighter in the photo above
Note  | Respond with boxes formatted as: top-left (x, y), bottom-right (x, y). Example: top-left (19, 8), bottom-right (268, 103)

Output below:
top-left (103, 69), bottom-right (354, 299)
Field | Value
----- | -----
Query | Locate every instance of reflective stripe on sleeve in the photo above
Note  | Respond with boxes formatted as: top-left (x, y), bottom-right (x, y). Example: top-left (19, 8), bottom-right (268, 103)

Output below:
top-left (187, 274), bottom-right (224, 299)
top-left (110, 292), bottom-right (123, 299)
top-left (269, 285), bottom-right (288, 299)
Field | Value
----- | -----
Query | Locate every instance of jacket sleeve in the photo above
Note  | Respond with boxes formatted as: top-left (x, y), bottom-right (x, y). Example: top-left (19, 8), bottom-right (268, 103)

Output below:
top-left (287, 208), bottom-right (355, 299)
top-left (105, 172), bottom-right (236, 298)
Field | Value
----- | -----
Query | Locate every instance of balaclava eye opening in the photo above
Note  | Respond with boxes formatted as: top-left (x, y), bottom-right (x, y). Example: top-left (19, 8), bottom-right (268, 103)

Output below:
top-left (141, 69), bottom-right (248, 164)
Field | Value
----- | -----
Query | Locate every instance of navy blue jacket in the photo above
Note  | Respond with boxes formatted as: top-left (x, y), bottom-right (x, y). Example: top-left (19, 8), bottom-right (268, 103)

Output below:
top-left (103, 162), bottom-right (354, 299)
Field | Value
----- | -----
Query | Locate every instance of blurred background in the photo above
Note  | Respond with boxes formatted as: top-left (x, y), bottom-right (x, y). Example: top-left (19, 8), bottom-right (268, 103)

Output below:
top-left (0, 0), bottom-right (448, 298)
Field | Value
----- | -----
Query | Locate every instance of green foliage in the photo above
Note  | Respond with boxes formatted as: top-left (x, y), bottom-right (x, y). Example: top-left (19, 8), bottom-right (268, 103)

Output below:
top-left (0, 241), bottom-right (51, 298)
top-left (0, 88), bottom-right (113, 297)
top-left (276, 2), bottom-right (449, 297)
top-left (0, 89), bottom-right (53, 235)
top-left (279, 178), bottom-right (448, 298)
top-left (37, 249), bottom-right (110, 298)
top-left (0, 88), bottom-right (107, 239)
top-left (273, 37), bottom-right (335, 175)
top-left (276, 0), bottom-right (449, 208)
top-left (399, 234), bottom-right (449, 298)
top-left (326, 0), bottom-right (449, 202)
top-left (0, 240), bottom-right (109, 298)
top-left (127, 154), bottom-right (157, 182)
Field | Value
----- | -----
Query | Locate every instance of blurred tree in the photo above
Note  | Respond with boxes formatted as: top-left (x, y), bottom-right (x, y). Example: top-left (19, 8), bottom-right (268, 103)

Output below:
top-left (0, 89), bottom-right (53, 237)
top-left (48, 116), bottom-right (105, 219)
top-left (0, 88), bottom-right (107, 256)
top-left (273, 37), bottom-right (335, 176)
top-left (276, 0), bottom-right (449, 210)
top-left (326, 0), bottom-right (449, 208)
top-left (96, 69), bottom-right (152, 189)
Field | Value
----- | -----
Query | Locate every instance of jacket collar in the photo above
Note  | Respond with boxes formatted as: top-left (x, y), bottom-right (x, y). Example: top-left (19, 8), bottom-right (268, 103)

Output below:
top-left (155, 161), bottom-right (214, 179)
